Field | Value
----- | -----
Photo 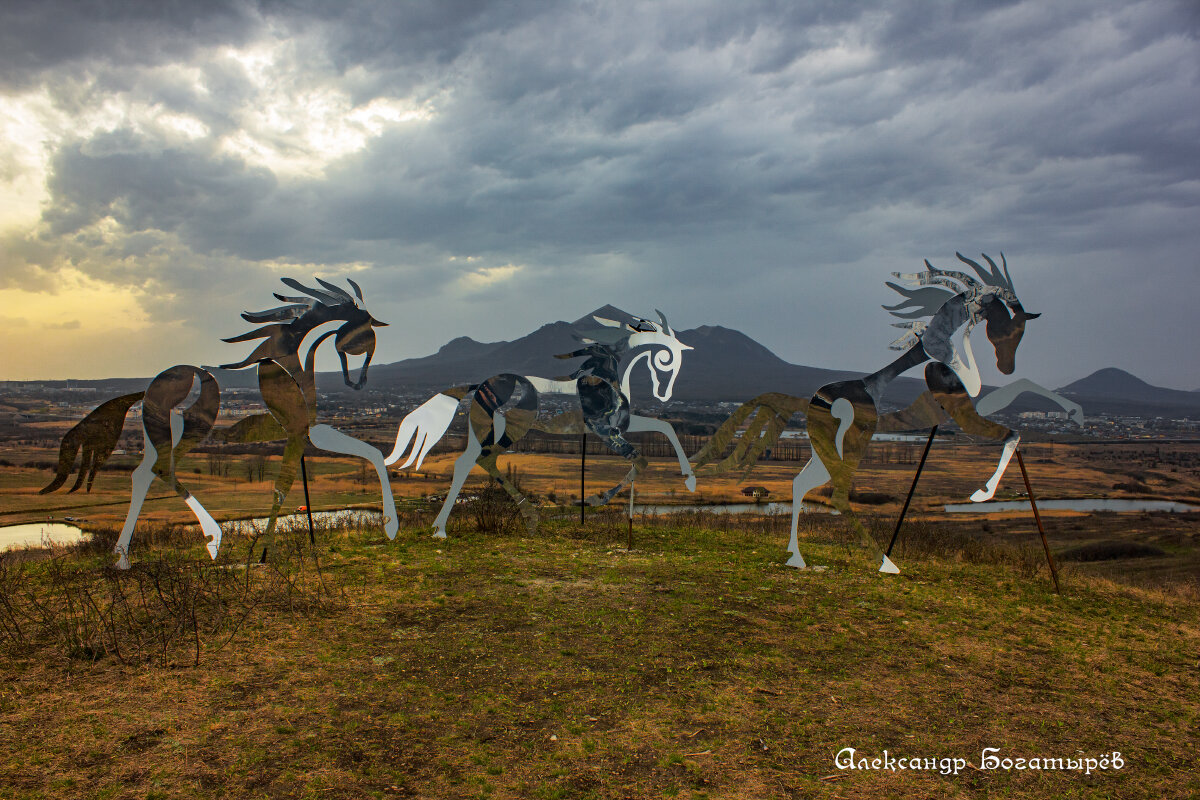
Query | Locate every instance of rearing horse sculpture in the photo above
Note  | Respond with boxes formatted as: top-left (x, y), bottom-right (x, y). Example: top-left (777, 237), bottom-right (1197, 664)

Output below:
top-left (41, 277), bottom-right (396, 568)
top-left (693, 253), bottom-right (1050, 574)
top-left (385, 312), bottom-right (696, 538)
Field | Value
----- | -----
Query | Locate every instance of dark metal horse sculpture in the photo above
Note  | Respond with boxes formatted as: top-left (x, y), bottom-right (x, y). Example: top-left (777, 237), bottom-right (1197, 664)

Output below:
top-left (41, 278), bottom-right (393, 568)
top-left (693, 253), bottom-right (1070, 574)
top-left (385, 313), bottom-right (696, 538)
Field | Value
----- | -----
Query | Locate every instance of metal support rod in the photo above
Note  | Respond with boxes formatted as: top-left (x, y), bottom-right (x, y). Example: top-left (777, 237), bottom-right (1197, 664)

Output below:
top-left (300, 454), bottom-right (316, 546)
top-left (580, 432), bottom-right (586, 525)
top-left (628, 482), bottom-right (634, 550)
top-left (886, 425), bottom-right (938, 557)
top-left (1016, 448), bottom-right (1061, 594)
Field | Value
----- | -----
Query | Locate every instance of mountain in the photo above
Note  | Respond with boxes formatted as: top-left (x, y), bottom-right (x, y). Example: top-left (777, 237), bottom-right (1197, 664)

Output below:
top-left (351, 306), bottom-right (927, 405)
top-left (352, 309), bottom-right (1200, 417)
top-left (1056, 368), bottom-right (1200, 417)
top-left (26, 310), bottom-right (1195, 419)
top-left (658, 325), bottom-right (875, 401)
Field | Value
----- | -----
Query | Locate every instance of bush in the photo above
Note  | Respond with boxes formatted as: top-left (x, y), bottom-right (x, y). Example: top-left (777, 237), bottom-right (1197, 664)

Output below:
top-left (1058, 541), bottom-right (1166, 562)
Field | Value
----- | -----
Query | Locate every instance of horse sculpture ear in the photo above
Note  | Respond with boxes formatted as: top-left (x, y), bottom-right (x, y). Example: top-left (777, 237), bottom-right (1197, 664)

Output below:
top-left (655, 309), bottom-right (672, 335)
top-left (1024, 311), bottom-right (1041, 320)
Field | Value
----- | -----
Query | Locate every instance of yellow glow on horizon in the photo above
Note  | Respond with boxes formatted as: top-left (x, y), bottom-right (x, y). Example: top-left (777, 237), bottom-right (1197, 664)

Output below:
top-left (0, 272), bottom-right (158, 380)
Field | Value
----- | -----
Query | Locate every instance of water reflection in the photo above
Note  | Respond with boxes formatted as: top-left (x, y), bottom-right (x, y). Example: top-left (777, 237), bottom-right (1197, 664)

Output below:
top-left (944, 498), bottom-right (1198, 513)
top-left (0, 522), bottom-right (90, 552)
top-left (631, 502), bottom-right (829, 516)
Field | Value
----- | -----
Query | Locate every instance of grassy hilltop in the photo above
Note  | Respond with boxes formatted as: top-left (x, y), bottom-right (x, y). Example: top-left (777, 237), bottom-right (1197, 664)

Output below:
top-left (1, 512), bottom-right (1197, 800)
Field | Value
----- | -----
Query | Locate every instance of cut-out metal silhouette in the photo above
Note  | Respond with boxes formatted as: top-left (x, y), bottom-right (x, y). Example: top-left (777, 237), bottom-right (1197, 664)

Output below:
top-left (693, 253), bottom-right (1079, 574)
top-left (386, 312), bottom-right (695, 538)
top-left (41, 278), bottom-right (394, 568)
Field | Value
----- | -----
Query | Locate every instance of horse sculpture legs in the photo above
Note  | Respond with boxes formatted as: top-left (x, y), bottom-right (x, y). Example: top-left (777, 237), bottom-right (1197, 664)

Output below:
top-left (925, 362), bottom-right (1020, 502)
top-left (113, 415), bottom-right (223, 570)
top-left (627, 414), bottom-right (697, 491)
top-left (474, 441), bottom-right (540, 531)
top-left (786, 457), bottom-right (828, 569)
top-left (420, 370), bottom-right (697, 537)
top-left (432, 426), bottom-right (483, 538)
top-left (309, 424), bottom-right (398, 538)
top-left (785, 452), bottom-right (898, 573)
top-left (109, 368), bottom-right (222, 570)
top-left (785, 382), bottom-right (900, 574)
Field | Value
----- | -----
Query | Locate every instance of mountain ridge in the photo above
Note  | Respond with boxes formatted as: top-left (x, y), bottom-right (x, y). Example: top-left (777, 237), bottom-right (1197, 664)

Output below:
top-left (15, 308), bottom-right (1198, 417)
top-left (347, 307), bottom-right (1200, 416)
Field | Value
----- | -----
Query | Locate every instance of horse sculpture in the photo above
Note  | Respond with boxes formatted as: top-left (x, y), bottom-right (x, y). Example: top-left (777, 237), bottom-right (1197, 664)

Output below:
top-left (41, 277), bottom-right (396, 568)
top-left (692, 253), bottom-right (1080, 574)
top-left (385, 312), bottom-right (696, 538)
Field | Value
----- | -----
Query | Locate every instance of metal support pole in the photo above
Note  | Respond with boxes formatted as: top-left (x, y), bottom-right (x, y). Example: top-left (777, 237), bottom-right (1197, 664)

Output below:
top-left (628, 482), bottom-right (634, 550)
top-left (886, 425), bottom-right (938, 557)
top-left (300, 454), bottom-right (316, 546)
top-left (580, 432), bottom-right (586, 525)
top-left (1016, 449), bottom-right (1060, 594)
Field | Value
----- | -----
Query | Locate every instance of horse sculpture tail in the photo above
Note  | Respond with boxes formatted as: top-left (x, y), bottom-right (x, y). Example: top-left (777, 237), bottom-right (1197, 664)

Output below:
top-left (40, 366), bottom-right (222, 496)
top-left (384, 385), bottom-right (474, 470)
top-left (41, 392), bottom-right (145, 494)
top-left (691, 392), bottom-right (809, 479)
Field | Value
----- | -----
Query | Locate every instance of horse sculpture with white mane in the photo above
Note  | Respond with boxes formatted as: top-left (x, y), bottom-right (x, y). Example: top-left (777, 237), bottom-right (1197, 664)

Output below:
top-left (693, 253), bottom-right (1082, 574)
top-left (386, 312), bottom-right (696, 538)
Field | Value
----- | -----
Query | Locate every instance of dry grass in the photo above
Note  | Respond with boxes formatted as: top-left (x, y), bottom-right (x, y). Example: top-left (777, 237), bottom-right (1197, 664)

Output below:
top-left (1, 510), bottom-right (1198, 799)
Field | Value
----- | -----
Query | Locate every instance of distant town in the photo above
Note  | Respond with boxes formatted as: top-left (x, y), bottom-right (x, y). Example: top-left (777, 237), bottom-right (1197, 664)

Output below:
top-left (2, 379), bottom-right (1196, 446)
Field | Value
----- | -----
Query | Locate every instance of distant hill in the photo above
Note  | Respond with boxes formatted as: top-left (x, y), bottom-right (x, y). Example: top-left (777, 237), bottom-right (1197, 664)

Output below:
top-left (1056, 368), bottom-right (1200, 418)
top-left (351, 306), bottom-right (931, 406)
top-left (353, 309), bottom-right (1200, 417)
top-left (21, 311), bottom-right (1197, 419)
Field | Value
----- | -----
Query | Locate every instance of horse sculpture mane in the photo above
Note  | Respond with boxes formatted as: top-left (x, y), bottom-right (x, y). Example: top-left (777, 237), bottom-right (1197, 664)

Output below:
top-left (219, 277), bottom-right (382, 371)
top-left (881, 252), bottom-right (1033, 351)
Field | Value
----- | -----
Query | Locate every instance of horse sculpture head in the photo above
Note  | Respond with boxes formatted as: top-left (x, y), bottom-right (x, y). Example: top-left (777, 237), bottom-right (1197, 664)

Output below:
top-left (221, 277), bottom-right (388, 389)
top-left (585, 311), bottom-right (691, 402)
top-left (883, 252), bottom-right (1039, 392)
top-left (959, 253), bottom-right (1039, 375)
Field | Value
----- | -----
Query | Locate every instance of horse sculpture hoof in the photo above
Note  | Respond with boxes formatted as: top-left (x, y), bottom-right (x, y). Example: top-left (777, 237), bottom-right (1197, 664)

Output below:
top-left (879, 554), bottom-right (900, 574)
top-left (432, 528), bottom-right (447, 540)
top-left (786, 551), bottom-right (808, 569)
top-left (114, 550), bottom-right (131, 570)
top-left (685, 474), bottom-right (697, 492)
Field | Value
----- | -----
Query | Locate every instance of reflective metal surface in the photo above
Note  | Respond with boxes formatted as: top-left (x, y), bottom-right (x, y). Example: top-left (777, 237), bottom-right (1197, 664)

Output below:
top-left (389, 313), bottom-right (696, 539)
top-left (695, 253), bottom-right (1056, 574)
top-left (42, 277), bottom-right (396, 566)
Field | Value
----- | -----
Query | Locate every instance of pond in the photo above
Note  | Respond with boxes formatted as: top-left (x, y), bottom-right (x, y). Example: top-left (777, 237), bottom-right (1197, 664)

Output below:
top-left (631, 502), bottom-right (828, 516)
top-left (0, 522), bottom-right (91, 552)
top-left (943, 498), bottom-right (1199, 514)
top-left (0, 509), bottom-right (385, 554)
top-left (4, 497), bottom-right (1193, 552)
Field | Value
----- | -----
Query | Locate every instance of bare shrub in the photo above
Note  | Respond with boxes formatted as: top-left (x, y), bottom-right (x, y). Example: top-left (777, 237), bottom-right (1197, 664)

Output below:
top-left (0, 514), bottom-right (353, 666)
top-left (0, 549), bottom-right (250, 666)
top-left (465, 465), bottom-right (527, 535)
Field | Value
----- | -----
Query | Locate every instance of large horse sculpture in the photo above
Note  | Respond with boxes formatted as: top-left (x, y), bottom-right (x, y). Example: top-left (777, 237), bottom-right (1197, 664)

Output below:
top-left (693, 253), bottom-right (1081, 574)
top-left (41, 278), bottom-right (396, 568)
top-left (385, 312), bottom-right (696, 538)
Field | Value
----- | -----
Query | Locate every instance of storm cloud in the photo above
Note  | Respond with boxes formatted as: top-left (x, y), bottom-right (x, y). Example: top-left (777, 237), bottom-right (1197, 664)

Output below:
top-left (1, 0), bottom-right (1198, 388)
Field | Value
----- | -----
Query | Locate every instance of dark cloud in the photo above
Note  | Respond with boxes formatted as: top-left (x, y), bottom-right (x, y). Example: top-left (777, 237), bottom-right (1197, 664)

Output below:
top-left (0, 0), bottom-right (262, 90)
top-left (3, 0), bottom-right (1199, 387)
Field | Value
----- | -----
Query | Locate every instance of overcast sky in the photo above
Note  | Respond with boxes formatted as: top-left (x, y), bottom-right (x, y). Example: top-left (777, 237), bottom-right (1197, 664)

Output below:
top-left (2, 0), bottom-right (1198, 391)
